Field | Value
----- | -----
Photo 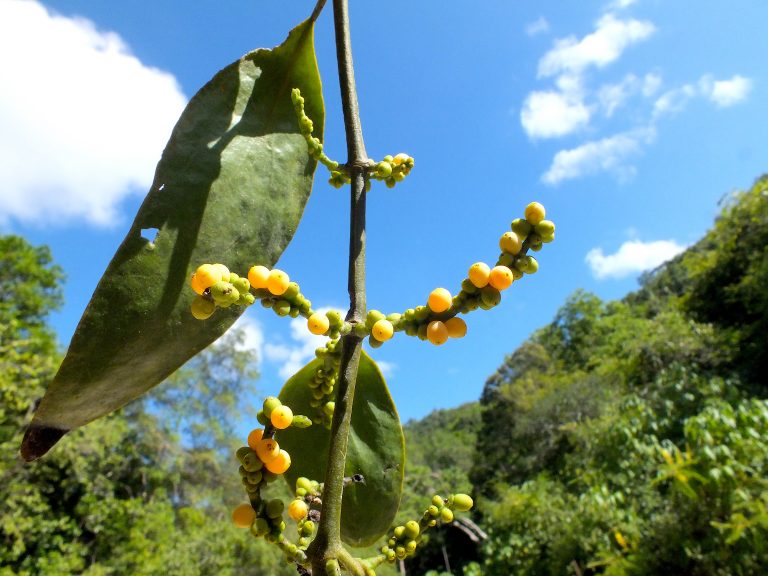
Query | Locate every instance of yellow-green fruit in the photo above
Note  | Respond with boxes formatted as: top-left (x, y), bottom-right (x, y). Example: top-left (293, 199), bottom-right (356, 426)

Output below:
top-left (365, 309), bottom-right (386, 329)
top-left (210, 281), bottom-right (239, 305)
top-left (534, 219), bottom-right (555, 237)
top-left (372, 319), bottom-right (394, 342)
top-left (263, 396), bottom-right (282, 418)
top-left (404, 520), bottom-right (420, 539)
top-left (248, 265), bottom-right (270, 289)
top-left (452, 493), bottom-right (474, 512)
top-left (376, 161), bottom-right (392, 178)
top-left (288, 499), bottom-right (308, 521)
top-left (427, 321), bottom-right (449, 345)
top-left (266, 498), bottom-right (285, 519)
top-left (271, 405), bottom-right (294, 430)
top-left (428, 287), bottom-right (452, 313)
top-left (307, 313), bottom-right (330, 335)
top-left (488, 265), bottom-right (514, 291)
top-left (440, 508), bottom-right (454, 523)
top-left (251, 517), bottom-right (270, 537)
top-left (468, 262), bottom-right (491, 288)
top-left (405, 540), bottom-right (417, 554)
top-left (511, 218), bottom-right (532, 238)
top-left (499, 231), bottom-right (522, 255)
top-left (232, 503), bottom-right (256, 528)
top-left (444, 317), bottom-right (467, 338)
top-left (524, 202), bottom-right (546, 225)
top-left (541, 232), bottom-right (555, 244)
top-left (266, 269), bottom-right (290, 296)
top-left (393, 525), bottom-right (405, 539)
top-left (212, 263), bottom-right (230, 281)
top-left (190, 296), bottom-right (215, 320)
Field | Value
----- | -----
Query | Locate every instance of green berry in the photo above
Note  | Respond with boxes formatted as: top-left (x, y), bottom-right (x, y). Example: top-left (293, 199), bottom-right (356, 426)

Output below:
top-left (480, 285), bottom-right (501, 308)
top-left (451, 493), bottom-right (474, 512)
top-left (511, 218), bottom-right (532, 238)
top-left (236, 446), bottom-right (252, 463)
top-left (263, 396), bottom-right (282, 418)
top-left (393, 525), bottom-right (405, 539)
top-left (365, 309), bottom-right (386, 329)
top-left (256, 410), bottom-right (268, 426)
top-left (405, 540), bottom-right (417, 554)
top-left (404, 520), bottom-right (420, 539)
top-left (266, 499), bottom-right (284, 518)
top-left (274, 299), bottom-right (291, 316)
top-left (432, 495), bottom-right (445, 507)
top-left (376, 161), bottom-right (393, 178)
top-left (440, 508), bottom-right (454, 523)
top-left (210, 281), bottom-right (240, 305)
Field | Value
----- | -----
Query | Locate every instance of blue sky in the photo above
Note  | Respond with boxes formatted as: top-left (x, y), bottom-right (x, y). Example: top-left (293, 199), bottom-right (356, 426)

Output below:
top-left (1, 0), bottom-right (766, 425)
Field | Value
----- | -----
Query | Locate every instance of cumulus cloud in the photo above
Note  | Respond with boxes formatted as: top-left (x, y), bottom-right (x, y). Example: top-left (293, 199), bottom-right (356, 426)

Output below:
top-left (542, 128), bottom-right (654, 185)
top-left (538, 14), bottom-right (655, 78)
top-left (610, 0), bottom-right (640, 9)
top-left (526, 17), bottom-right (550, 37)
top-left (0, 0), bottom-right (187, 226)
top-left (586, 239), bottom-right (687, 279)
top-left (701, 74), bottom-right (753, 107)
top-left (375, 360), bottom-right (397, 379)
top-left (521, 90), bottom-right (591, 139)
top-left (230, 315), bottom-right (265, 363)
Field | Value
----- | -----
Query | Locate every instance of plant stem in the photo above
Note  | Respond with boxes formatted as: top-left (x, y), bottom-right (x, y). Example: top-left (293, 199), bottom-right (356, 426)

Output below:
top-left (309, 0), bottom-right (368, 573)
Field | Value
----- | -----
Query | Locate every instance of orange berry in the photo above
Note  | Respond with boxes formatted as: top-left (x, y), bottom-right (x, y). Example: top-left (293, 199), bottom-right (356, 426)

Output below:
top-left (428, 288), bottom-right (452, 313)
top-left (488, 266), bottom-right (514, 291)
top-left (524, 202), bottom-right (546, 225)
top-left (247, 428), bottom-right (264, 450)
top-left (232, 503), bottom-right (256, 528)
top-left (266, 269), bottom-right (290, 296)
top-left (427, 321), bottom-right (449, 345)
top-left (372, 319), bottom-right (394, 342)
top-left (288, 499), bottom-right (309, 521)
top-left (270, 406), bottom-right (294, 430)
top-left (248, 265), bottom-right (270, 289)
top-left (190, 273), bottom-right (206, 295)
top-left (444, 317), bottom-right (467, 338)
top-left (307, 313), bottom-right (330, 335)
top-left (194, 264), bottom-right (222, 291)
top-left (265, 449), bottom-right (291, 474)
top-left (255, 438), bottom-right (280, 463)
top-left (468, 262), bottom-right (491, 288)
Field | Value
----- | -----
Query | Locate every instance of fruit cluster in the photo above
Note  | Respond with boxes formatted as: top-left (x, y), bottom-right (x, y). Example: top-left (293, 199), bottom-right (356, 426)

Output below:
top-left (308, 337), bottom-right (342, 427)
top-left (232, 396), bottom-right (314, 562)
top-left (189, 263), bottom-right (254, 320)
top-left (292, 87), bottom-right (414, 191)
top-left (375, 493), bottom-right (474, 565)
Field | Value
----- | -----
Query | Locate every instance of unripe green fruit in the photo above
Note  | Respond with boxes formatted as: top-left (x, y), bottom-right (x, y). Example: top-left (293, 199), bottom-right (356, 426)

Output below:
top-left (365, 309), bottom-right (386, 329)
top-left (256, 410), bottom-right (268, 426)
top-left (326, 309), bottom-right (342, 328)
top-left (511, 218), bottom-right (532, 237)
top-left (292, 415), bottom-right (312, 428)
top-left (534, 220), bottom-right (555, 238)
top-left (263, 396), bottom-right (282, 418)
top-left (393, 525), bottom-right (405, 539)
top-left (283, 282), bottom-right (300, 300)
top-left (236, 447), bottom-right (251, 463)
top-left (461, 278), bottom-right (478, 294)
top-left (451, 493), bottom-right (474, 512)
top-left (432, 495), bottom-right (445, 507)
top-left (526, 256), bottom-right (539, 273)
top-left (428, 505), bottom-right (440, 517)
top-left (497, 253), bottom-right (515, 268)
top-left (480, 285), bottom-right (501, 307)
top-left (247, 470), bottom-right (263, 484)
top-left (242, 452), bottom-right (263, 472)
top-left (289, 306), bottom-right (300, 318)
top-left (440, 508), bottom-right (454, 523)
top-left (404, 520), bottom-right (420, 539)
top-left (511, 268), bottom-right (524, 281)
top-left (266, 499), bottom-right (284, 518)
top-left (386, 312), bottom-right (402, 323)
top-left (301, 520), bottom-right (315, 536)
top-left (417, 324), bottom-right (428, 341)
top-left (541, 232), bottom-right (555, 243)
top-left (393, 171), bottom-right (406, 182)
top-left (323, 401), bottom-right (335, 416)
top-left (395, 546), bottom-right (406, 560)
top-left (274, 299), bottom-right (291, 316)
top-left (232, 276), bottom-right (251, 294)
top-left (296, 477), bottom-right (314, 493)
top-left (405, 540), bottom-right (417, 554)
top-left (414, 306), bottom-right (429, 321)
top-left (260, 298), bottom-right (273, 309)
top-left (239, 293), bottom-right (256, 306)
top-left (211, 281), bottom-right (240, 305)
top-left (251, 517), bottom-right (270, 537)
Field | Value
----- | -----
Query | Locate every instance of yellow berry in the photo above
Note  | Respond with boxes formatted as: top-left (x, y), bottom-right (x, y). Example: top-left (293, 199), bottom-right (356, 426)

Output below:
top-left (488, 266), bottom-right (514, 291)
top-left (190, 296), bottom-right (215, 320)
top-left (307, 312), bottom-right (330, 335)
top-left (444, 317), bottom-right (467, 338)
top-left (265, 449), bottom-right (291, 474)
top-left (427, 321), bottom-right (449, 345)
top-left (247, 428), bottom-right (264, 450)
top-left (248, 265), bottom-right (271, 289)
top-left (194, 264), bottom-right (222, 291)
top-left (372, 319), bottom-right (394, 342)
top-left (288, 499), bottom-right (309, 521)
top-left (524, 202), bottom-right (546, 225)
top-left (232, 503), bottom-right (256, 528)
top-left (255, 438), bottom-right (280, 463)
top-left (392, 153), bottom-right (409, 166)
top-left (270, 405), bottom-right (294, 430)
top-left (499, 231), bottom-right (522, 255)
top-left (428, 288), bottom-right (452, 313)
top-left (266, 269), bottom-right (290, 296)
top-left (213, 263), bottom-right (230, 282)
top-left (468, 262), bottom-right (491, 288)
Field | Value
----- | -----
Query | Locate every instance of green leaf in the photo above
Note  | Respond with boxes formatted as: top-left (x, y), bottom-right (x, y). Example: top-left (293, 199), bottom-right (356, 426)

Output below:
top-left (21, 19), bottom-right (323, 461)
top-left (277, 351), bottom-right (405, 547)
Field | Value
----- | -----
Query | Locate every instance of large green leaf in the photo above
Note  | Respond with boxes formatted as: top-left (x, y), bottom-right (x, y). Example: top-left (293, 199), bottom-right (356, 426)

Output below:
top-left (21, 19), bottom-right (323, 461)
top-left (277, 351), bottom-right (405, 547)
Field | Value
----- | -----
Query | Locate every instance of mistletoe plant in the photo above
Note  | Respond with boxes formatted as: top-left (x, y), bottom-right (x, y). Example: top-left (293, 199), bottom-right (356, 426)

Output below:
top-left (20, 1), bottom-right (555, 574)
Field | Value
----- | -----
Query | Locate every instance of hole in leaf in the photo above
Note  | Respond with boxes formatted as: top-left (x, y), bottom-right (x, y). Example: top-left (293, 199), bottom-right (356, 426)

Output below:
top-left (140, 228), bottom-right (159, 243)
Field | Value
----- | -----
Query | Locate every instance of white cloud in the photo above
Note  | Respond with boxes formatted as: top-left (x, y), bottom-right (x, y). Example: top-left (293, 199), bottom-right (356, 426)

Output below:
top-left (641, 73), bottom-right (662, 97)
top-left (230, 315), bottom-right (265, 363)
top-left (597, 74), bottom-right (638, 117)
top-left (521, 90), bottom-right (591, 139)
top-left (542, 128), bottom-right (654, 185)
top-left (538, 14), bottom-right (655, 78)
top-left (0, 0), bottom-right (187, 226)
top-left (609, 0), bottom-right (640, 9)
top-left (701, 74), bottom-right (752, 107)
top-left (264, 308), bottom-right (337, 379)
top-left (526, 17), bottom-right (550, 37)
top-left (586, 239), bottom-right (687, 279)
top-left (374, 360), bottom-right (397, 379)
